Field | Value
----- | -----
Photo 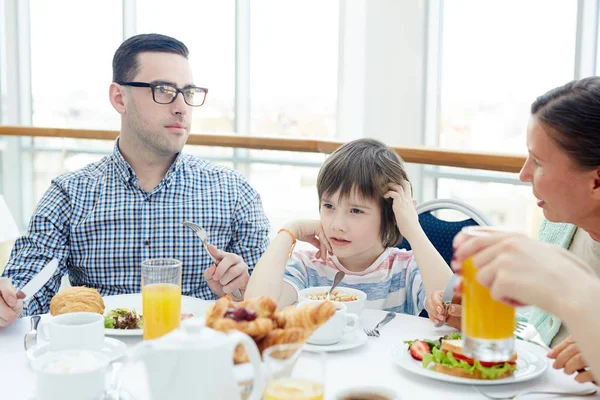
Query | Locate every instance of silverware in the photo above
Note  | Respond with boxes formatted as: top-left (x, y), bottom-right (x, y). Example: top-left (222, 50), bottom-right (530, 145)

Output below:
top-left (327, 271), bottom-right (345, 301)
top-left (18, 258), bottom-right (59, 300)
top-left (434, 274), bottom-right (458, 328)
top-left (474, 386), bottom-right (596, 400)
top-left (364, 312), bottom-right (396, 337)
top-left (514, 321), bottom-right (550, 351)
top-left (24, 315), bottom-right (41, 350)
top-left (182, 221), bottom-right (243, 300)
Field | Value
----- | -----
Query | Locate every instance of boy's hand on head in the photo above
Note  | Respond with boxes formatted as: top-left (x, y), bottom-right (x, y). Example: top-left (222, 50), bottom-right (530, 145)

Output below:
top-left (384, 180), bottom-right (420, 241)
top-left (285, 220), bottom-right (332, 261)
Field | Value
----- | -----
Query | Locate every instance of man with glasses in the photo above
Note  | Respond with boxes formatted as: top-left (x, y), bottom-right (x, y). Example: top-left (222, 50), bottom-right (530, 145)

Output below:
top-left (0, 34), bottom-right (270, 325)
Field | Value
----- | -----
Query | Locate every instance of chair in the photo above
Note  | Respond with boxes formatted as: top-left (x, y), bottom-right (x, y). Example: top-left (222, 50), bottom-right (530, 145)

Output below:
top-left (397, 198), bottom-right (493, 318)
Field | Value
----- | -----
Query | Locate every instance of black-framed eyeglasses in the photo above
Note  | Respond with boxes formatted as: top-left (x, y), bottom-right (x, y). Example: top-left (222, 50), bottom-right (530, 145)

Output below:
top-left (117, 81), bottom-right (208, 107)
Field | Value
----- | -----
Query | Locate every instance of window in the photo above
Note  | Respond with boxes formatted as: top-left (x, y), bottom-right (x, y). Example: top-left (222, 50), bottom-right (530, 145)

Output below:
top-left (249, 0), bottom-right (339, 138)
top-left (428, 0), bottom-right (578, 235)
top-left (27, 1), bottom-right (123, 213)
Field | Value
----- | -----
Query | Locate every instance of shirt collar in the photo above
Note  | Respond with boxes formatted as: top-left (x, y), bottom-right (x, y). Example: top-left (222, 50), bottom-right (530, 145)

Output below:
top-left (111, 138), bottom-right (185, 188)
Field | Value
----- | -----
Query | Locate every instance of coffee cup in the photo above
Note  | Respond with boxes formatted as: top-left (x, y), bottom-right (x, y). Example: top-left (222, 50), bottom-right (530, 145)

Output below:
top-left (31, 349), bottom-right (109, 400)
top-left (304, 301), bottom-right (359, 345)
top-left (39, 312), bottom-right (105, 351)
top-left (335, 386), bottom-right (400, 400)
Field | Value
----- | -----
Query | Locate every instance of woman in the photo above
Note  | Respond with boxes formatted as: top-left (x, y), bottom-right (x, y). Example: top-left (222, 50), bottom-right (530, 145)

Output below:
top-left (452, 230), bottom-right (599, 384)
top-left (430, 76), bottom-right (600, 383)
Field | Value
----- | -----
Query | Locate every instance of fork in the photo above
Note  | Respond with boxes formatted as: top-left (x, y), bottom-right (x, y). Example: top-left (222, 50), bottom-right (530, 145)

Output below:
top-left (182, 220), bottom-right (243, 300)
top-left (364, 312), bottom-right (396, 337)
top-left (514, 321), bottom-right (550, 351)
top-left (474, 386), bottom-right (597, 399)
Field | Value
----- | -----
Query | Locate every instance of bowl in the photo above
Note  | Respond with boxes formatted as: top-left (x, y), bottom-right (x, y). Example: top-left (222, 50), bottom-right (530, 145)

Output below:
top-left (31, 349), bottom-right (109, 400)
top-left (298, 286), bottom-right (366, 316)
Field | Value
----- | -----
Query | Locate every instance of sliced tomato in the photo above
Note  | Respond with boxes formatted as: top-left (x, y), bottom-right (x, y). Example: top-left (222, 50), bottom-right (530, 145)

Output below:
top-left (443, 350), bottom-right (516, 367)
top-left (409, 341), bottom-right (431, 361)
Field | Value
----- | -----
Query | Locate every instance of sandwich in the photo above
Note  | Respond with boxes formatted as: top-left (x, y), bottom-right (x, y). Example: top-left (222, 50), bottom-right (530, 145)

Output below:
top-left (413, 339), bottom-right (517, 380)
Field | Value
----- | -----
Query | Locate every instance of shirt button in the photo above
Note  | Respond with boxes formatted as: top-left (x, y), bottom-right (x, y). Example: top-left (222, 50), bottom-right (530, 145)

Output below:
top-left (144, 240), bottom-right (150, 246)
top-left (145, 197), bottom-right (150, 202)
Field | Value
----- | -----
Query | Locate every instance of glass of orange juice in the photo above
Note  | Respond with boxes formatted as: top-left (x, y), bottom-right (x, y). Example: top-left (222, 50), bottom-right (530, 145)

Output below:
top-left (263, 343), bottom-right (325, 400)
top-left (141, 258), bottom-right (182, 340)
top-left (460, 226), bottom-right (515, 361)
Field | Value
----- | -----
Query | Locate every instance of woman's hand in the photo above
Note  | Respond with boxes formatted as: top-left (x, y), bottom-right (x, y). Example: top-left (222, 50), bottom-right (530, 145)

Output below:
top-left (384, 180), bottom-right (420, 242)
top-left (426, 289), bottom-right (462, 329)
top-left (548, 336), bottom-right (598, 384)
top-left (284, 220), bottom-right (332, 260)
top-left (451, 231), bottom-right (594, 315)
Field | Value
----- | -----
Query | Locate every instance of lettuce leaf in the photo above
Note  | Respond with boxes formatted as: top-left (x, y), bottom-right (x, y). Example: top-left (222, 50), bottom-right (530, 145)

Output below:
top-left (422, 347), bottom-right (516, 380)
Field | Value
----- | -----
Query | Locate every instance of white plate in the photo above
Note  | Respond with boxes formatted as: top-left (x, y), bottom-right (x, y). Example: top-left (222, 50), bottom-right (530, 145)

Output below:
top-left (102, 294), bottom-right (214, 336)
top-left (26, 337), bottom-right (127, 363)
top-left (303, 329), bottom-right (368, 352)
top-left (394, 340), bottom-right (549, 385)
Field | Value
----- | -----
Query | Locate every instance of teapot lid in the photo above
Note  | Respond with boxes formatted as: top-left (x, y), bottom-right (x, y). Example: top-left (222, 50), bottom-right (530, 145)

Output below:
top-left (153, 318), bottom-right (230, 349)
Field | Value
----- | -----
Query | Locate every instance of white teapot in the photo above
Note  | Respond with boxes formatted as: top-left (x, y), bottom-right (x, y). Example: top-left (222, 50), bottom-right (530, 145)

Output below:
top-left (118, 318), bottom-right (264, 400)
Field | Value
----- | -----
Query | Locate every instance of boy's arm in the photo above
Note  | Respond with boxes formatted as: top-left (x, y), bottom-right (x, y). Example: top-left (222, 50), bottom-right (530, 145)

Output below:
top-left (403, 226), bottom-right (453, 295)
top-left (244, 230), bottom-right (298, 307)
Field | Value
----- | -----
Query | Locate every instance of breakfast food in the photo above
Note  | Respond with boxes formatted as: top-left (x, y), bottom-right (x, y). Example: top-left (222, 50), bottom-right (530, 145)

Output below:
top-left (104, 308), bottom-right (143, 329)
top-left (206, 296), bottom-right (336, 364)
top-left (49, 286), bottom-right (105, 316)
top-left (306, 290), bottom-right (359, 302)
top-left (408, 335), bottom-right (517, 380)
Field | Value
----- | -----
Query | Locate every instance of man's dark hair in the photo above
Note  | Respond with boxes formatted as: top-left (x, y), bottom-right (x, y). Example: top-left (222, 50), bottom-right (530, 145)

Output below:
top-left (112, 33), bottom-right (189, 83)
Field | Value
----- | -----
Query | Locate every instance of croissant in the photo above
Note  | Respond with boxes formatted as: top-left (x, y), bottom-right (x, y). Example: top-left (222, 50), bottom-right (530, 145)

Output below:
top-left (273, 301), bottom-right (337, 330)
top-left (258, 328), bottom-right (312, 353)
top-left (205, 296), bottom-right (232, 326)
top-left (50, 286), bottom-right (105, 316)
top-left (237, 296), bottom-right (277, 319)
top-left (210, 316), bottom-right (274, 340)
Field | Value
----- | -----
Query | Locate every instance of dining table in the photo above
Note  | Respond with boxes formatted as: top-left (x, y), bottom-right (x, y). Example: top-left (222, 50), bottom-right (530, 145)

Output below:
top-left (1, 308), bottom-right (597, 400)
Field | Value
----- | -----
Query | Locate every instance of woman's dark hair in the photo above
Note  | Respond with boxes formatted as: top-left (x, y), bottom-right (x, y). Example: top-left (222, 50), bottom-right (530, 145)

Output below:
top-left (112, 33), bottom-right (189, 83)
top-left (531, 76), bottom-right (600, 169)
top-left (317, 138), bottom-right (410, 248)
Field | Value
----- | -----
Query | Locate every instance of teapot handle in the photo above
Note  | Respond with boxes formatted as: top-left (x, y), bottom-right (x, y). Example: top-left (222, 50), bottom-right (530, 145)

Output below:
top-left (229, 331), bottom-right (264, 400)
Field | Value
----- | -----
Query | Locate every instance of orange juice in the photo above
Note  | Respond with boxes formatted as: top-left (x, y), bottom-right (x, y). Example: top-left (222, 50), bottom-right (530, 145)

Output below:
top-left (142, 283), bottom-right (181, 340)
top-left (462, 256), bottom-right (515, 339)
top-left (264, 378), bottom-right (324, 400)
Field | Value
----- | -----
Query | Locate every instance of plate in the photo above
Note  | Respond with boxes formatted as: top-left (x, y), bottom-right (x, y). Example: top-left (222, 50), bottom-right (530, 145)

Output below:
top-left (303, 329), bottom-right (368, 352)
top-left (26, 337), bottom-right (127, 363)
top-left (393, 340), bottom-right (549, 385)
top-left (102, 294), bottom-right (214, 336)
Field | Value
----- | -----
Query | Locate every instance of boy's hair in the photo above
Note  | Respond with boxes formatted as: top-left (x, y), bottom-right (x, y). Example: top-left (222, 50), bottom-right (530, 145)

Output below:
top-left (112, 33), bottom-right (189, 83)
top-left (317, 138), bottom-right (410, 247)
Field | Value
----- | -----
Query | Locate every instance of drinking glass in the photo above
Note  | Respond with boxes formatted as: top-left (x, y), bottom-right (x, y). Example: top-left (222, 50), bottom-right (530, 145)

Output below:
top-left (263, 343), bottom-right (326, 400)
top-left (460, 226), bottom-right (515, 361)
top-left (141, 258), bottom-right (182, 340)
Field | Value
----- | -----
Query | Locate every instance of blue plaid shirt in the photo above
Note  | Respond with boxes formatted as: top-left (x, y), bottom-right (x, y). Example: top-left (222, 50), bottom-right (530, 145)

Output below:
top-left (2, 140), bottom-right (270, 316)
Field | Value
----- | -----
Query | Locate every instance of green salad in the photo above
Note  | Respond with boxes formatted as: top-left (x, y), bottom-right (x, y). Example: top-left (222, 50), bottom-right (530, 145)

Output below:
top-left (104, 308), bottom-right (143, 329)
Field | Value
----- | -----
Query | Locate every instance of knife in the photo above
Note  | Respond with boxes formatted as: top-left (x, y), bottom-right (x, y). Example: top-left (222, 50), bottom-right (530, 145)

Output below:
top-left (18, 258), bottom-right (59, 300)
top-left (433, 273), bottom-right (459, 328)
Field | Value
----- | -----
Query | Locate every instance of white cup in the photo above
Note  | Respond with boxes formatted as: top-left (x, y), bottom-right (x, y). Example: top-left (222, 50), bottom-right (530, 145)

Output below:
top-left (39, 312), bottom-right (105, 351)
top-left (31, 349), bottom-right (109, 400)
top-left (305, 302), bottom-right (359, 345)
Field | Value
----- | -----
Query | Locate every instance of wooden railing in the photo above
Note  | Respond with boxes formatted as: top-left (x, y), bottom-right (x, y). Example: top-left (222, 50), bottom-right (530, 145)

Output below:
top-left (0, 126), bottom-right (526, 173)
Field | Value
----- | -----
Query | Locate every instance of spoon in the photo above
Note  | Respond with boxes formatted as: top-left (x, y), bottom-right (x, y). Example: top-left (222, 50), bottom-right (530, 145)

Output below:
top-left (24, 315), bottom-right (41, 350)
top-left (327, 271), bottom-right (345, 301)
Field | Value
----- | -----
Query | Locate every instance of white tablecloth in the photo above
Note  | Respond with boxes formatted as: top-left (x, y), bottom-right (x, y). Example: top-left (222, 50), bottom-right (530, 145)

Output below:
top-left (1, 310), bottom-right (597, 400)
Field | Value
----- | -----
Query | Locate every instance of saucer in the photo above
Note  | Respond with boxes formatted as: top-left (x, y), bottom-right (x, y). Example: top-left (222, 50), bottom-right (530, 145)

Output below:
top-left (304, 329), bottom-right (368, 352)
top-left (26, 337), bottom-right (127, 363)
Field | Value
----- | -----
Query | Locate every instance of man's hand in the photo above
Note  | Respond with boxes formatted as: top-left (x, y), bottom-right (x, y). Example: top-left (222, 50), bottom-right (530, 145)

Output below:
top-left (204, 245), bottom-right (250, 299)
top-left (548, 336), bottom-right (598, 384)
top-left (0, 278), bottom-right (25, 327)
